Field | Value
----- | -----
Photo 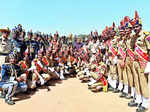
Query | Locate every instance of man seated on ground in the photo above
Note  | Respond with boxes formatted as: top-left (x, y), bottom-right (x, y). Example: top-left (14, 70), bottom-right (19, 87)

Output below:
top-left (57, 51), bottom-right (67, 80)
top-left (31, 50), bottom-right (51, 86)
top-left (18, 50), bottom-right (37, 90)
top-left (77, 61), bottom-right (91, 83)
top-left (42, 49), bottom-right (60, 79)
top-left (0, 53), bottom-right (27, 105)
top-left (66, 51), bottom-right (76, 77)
top-left (88, 61), bottom-right (108, 92)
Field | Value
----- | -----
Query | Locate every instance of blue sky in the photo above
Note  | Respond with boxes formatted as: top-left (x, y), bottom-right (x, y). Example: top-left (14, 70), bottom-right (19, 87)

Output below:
top-left (0, 0), bottom-right (150, 35)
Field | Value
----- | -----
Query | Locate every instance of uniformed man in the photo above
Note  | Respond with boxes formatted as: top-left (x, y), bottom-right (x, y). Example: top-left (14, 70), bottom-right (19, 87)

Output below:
top-left (25, 30), bottom-right (38, 60)
top-left (0, 27), bottom-right (11, 67)
top-left (67, 51), bottom-right (77, 76)
top-left (36, 32), bottom-right (45, 55)
top-left (88, 65), bottom-right (98, 88)
top-left (128, 11), bottom-right (150, 112)
top-left (117, 20), bottom-right (129, 98)
top-left (68, 33), bottom-right (73, 45)
top-left (88, 60), bottom-right (107, 92)
top-left (42, 50), bottom-right (60, 79)
top-left (31, 50), bottom-right (51, 86)
top-left (9, 53), bottom-right (27, 94)
top-left (124, 16), bottom-right (136, 99)
top-left (20, 29), bottom-right (27, 56)
top-left (107, 29), bottom-right (118, 92)
top-left (77, 59), bottom-right (91, 82)
top-left (10, 28), bottom-right (24, 61)
top-left (18, 51), bottom-right (38, 90)
top-left (57, 51), bottom-right (67, 80)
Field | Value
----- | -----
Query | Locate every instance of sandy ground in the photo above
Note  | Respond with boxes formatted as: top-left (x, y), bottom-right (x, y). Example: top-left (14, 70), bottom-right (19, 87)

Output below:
top-left (0, 78), bottom-right (149, 112)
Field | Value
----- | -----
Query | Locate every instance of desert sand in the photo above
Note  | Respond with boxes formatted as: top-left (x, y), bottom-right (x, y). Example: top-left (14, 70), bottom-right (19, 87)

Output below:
top-left (0, 78), bottom-right (145, 112)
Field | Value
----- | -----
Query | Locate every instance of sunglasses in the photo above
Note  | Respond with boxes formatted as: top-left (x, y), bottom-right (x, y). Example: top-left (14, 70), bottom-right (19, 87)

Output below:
top-left (3, 31), bottom-right (10, 34)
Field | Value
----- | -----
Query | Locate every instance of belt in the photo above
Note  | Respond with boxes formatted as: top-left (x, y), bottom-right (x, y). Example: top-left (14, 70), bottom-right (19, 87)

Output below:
top-left (0, 53), bottom-right (8, 56)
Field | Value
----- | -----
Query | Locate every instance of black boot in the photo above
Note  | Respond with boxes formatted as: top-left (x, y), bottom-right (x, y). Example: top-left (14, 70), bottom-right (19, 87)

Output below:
top-left (108, 87), bottom-right (114, 91)
top-left (107, 84), bottom-right (113, 91)
top-left (113, 88), bottom-right (120, 93)
top-left (128, 100), bottom-right (138, 107)
top-left (125, 94), bottom-right (133, 99)
top-left (120, 92), bottom-right (128, 98)
top-left (136, 106), bottom-right (147, 112)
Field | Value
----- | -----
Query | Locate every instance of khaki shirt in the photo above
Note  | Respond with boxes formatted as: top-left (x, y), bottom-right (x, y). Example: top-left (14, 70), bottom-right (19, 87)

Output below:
top-left (108, 38), bottom-right (118, 58)
top-left (135, 30), bottom-right (150, 53)
top-left (134, 30), bottom-right (150, 70)
top-left (117, 37), bottom-right (126, 56)
top-left (91, 71), bottom-right (99, 80)
top-left (126, 35), bottom-right (135, 61)
top-left (126, 37), bottom-right (132, 50)
top-left (0, 36), bottom-right (11, 54)
top-left (98, 62), bottom-right (106, 74)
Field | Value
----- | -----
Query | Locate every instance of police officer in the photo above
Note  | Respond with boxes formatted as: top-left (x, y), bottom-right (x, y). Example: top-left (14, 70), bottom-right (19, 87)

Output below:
top-left (117, 22), bottom-right (129, 98)
top-left (25, 30), bottom-right (38, 60)
top-left (31, 50), bottom-right (51, 86)
top-left (10, 28), bottom-right (24, 61)
top-left (0, 27), bottom-right (12, 66)
top-left (107, 31), bottom-right (118, 92)
top-left (36, 32), bottom-right (45, 54)
top-left (128, 13), bottom-right (150, 112)
top-left (124, 16), bottom-right (135, 99)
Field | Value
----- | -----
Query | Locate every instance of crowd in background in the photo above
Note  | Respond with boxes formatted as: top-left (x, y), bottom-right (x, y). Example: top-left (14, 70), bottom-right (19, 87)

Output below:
top-left (0, 10), bottom-right (149, 112)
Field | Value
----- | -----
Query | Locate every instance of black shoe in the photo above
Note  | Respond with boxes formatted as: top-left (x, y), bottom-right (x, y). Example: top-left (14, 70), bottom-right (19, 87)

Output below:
top-left (113, 88), bottom-right (120, 93)
top-left (136, 106), bottom-right (147, 112)
top-left (5, 99), bottom-right (15, 105)
top-left (120, 92), bottom-right (128, 98)
top-left (128, 100), bottom-right (138, 107)
top-left (81, 80), bottom-right (88, 83)
top-left (125, 95), bottom-right (133, 99)
top-left (24, 90), bottom-right (32, 94)
top-left (108, 87), bottom-right (114, 91)
top-left (138, 103), bottom-right (142, 108)
top-left (88, 86), bottom-right (91, 89)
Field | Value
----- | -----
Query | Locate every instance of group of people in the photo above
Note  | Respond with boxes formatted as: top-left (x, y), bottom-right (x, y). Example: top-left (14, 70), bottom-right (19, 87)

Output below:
top-left (0, 24), bottom-right (78, 105)
top-left (73, 10), bottom-right (150, 112)
top-left (0, 10), bottom-right (149, 112)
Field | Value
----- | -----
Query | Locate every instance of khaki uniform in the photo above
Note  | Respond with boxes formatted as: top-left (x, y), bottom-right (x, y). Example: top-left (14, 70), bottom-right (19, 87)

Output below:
top-left (31, 59), bottom-right (51, 83)
top-left (126, 35), bottom-right (135, 90)
top-left (89, 72), bottom-right (103, 91)
top-left (77, 64), bottom-right (90, 81)
top-left (117, 37), bottom-right (128, 89)
top-left (108, 38), bottom-right (118, 83)
top-left (18, 60), bottom-right (38, 89)
top-left (133, 30), bottom-right (150, 98)
top-left (90, 62), bottom-right (107, 92)
top-left (0, 36), bottom-right (11, 67)
top-left (42, 56), bottom-right (58, 79)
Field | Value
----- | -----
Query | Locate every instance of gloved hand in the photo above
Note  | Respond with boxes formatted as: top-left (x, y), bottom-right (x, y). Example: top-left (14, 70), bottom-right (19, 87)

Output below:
top-left (144, 62), bottom-right (150, 74)
top-left (113, 56), bottom-right (118, 65)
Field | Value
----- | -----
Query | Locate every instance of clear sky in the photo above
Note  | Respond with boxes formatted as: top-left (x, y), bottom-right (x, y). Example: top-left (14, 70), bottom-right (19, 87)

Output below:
top-left (0, 0), bottom-right (150, 35)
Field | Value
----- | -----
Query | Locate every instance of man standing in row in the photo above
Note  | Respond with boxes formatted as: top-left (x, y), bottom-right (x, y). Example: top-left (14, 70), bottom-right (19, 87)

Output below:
top-left (0, 28), bottom-right (12, 67)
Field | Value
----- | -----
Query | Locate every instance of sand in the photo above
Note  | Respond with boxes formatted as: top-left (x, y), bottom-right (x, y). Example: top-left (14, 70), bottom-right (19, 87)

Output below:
top-left (0, 78), bottom-right (144, 112)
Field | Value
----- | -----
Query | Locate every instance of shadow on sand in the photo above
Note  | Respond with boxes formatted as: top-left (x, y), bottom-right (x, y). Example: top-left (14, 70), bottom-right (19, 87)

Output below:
top-left (13, 78), bottom-right (66, 102)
